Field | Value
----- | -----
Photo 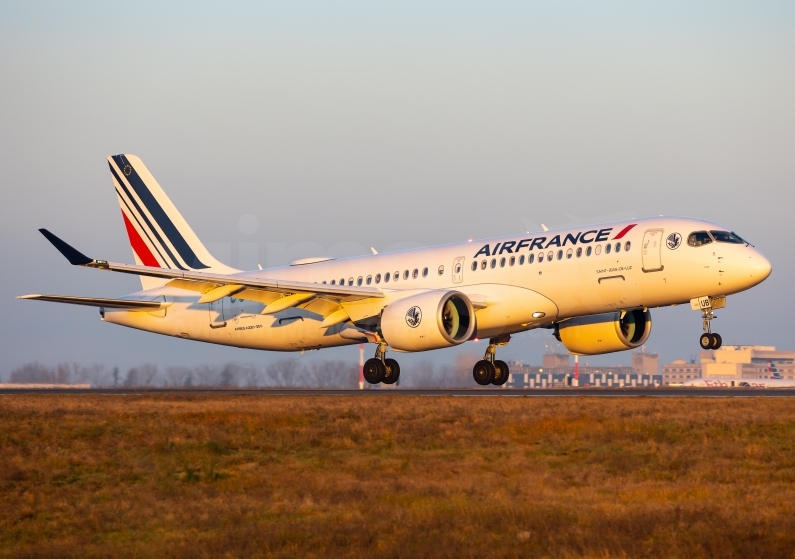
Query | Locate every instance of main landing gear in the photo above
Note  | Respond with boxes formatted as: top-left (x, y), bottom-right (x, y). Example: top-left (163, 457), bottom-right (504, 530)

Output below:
top-left (363, 342), bottom-right (401, 385)
top-left (473, 335), bottom-right (511, 386)
top-left (699, 307), bottom-right (723, 350)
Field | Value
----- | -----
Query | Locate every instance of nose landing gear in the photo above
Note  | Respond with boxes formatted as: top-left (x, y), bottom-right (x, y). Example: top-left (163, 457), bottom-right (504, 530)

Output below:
top-left (363, 342), bottom-right (401, 385)
top-left (473, 335), bottom-right (511, 386)
top-left (698, 307), bottom-right (723, 350)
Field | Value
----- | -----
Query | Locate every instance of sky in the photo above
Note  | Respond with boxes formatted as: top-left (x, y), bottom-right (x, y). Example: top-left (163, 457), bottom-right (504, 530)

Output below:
top-left (1, 1), bottom-right (794, 379)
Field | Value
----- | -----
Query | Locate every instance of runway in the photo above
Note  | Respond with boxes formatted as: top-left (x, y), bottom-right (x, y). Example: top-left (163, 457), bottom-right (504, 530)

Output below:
top-left (3, 387), bottom-right (795, 397)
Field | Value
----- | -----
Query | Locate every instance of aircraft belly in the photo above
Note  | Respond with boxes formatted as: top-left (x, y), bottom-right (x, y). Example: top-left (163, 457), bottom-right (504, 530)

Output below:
top-left (103, 302), bottom-right (357, 351)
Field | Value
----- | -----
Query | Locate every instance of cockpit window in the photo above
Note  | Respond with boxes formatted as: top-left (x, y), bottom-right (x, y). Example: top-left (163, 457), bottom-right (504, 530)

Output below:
top-left (710, 230), bottom-right (745, 244)
top-left (687, 231), bottom-right (713, 247)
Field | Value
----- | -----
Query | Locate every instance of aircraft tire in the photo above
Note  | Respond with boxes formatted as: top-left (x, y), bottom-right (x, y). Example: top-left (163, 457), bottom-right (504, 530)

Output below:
top-left (711, 333), bottom-right (722, 350)
top-left (492, 360), bottom-right (510, 386)
top-left (363, 358), bottom-right (386, 384)
top-left (699, 333), bottom-right (713, 350)
top-left (382, 358), bottom-right (401, 385)
top-left (473, 360), bottom-right (496, 385)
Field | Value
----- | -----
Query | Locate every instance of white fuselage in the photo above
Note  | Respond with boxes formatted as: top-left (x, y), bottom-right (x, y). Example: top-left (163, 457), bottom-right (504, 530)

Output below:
top-left (103, 216), bottom-right (771, 352)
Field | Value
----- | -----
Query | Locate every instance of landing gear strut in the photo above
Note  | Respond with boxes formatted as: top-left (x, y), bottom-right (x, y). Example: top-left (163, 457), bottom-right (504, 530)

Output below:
top-left (473, 335), bottom-right (511, 386)
top-left (699, 308), bottom-right (722, 350)
top-left (363, 342), bottom-right (401, 385)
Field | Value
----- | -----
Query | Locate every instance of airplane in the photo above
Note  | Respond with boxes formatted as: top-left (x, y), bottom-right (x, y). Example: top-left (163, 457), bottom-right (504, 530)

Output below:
top-left (683, 378), bottom-right (795, 388)
top-left (18, 154), bottom-right (773, 386)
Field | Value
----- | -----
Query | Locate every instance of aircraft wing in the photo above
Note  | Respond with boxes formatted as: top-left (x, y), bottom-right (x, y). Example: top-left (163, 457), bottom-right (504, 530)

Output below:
top-left (17, 294), bottom-right (168, 310)
top-left (35, 229), bottom-right (384, 305)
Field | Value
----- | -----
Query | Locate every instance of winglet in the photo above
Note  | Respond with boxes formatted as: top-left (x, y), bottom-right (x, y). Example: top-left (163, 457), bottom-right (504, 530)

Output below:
top-left (38, 229), bottom-right (94, 265)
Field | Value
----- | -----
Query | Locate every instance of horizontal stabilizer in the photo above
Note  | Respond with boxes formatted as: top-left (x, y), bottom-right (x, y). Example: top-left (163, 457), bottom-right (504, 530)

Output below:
top-left (39, 229), bottom-right (94, 265)
top-left (17, 294), bottom-right (168, 310)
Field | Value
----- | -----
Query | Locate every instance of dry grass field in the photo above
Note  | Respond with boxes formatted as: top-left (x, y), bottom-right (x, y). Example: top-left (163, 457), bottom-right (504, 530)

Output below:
top-left (2, 395), bottom-right (795, 558)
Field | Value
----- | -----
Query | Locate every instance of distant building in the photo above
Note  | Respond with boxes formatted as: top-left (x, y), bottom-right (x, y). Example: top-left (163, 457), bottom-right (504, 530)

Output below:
top-left (542, 353), bottom-right (571, 370)
top-left (662, 360), bottom-right (702, 384)
top-left (507, 350), bottom-right (662, 388)
top-left (632, 351), bottom-right (659, 376)
top-left (662, 346), bottom-right (795, 385)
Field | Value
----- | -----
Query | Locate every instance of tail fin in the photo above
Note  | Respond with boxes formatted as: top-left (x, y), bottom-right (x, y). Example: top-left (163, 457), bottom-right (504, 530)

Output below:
top-left (108, 154), bottom-right (236, 288)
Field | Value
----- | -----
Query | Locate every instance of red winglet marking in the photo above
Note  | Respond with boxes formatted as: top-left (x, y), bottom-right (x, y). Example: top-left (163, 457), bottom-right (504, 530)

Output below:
top-left (122, 211), bottom-right (160, 267)
top-left (612, 224), bottom-right (637, 240)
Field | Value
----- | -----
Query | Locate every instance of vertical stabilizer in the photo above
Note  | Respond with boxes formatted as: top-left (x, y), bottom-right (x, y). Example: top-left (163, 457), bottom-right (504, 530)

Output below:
top-left (108, 154), bottom-right (237, 289)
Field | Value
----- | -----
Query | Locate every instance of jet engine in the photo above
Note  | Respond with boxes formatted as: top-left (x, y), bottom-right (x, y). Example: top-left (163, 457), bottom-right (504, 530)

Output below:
top-left (555, 309), bottom-right (651, 355)
top-left (380, 290), bottom-right (475, 352)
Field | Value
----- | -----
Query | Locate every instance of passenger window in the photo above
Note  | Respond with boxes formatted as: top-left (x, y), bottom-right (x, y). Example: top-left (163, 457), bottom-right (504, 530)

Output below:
top-left (357, 277), bottom-right (363, 286)
top-left (375, 273), bottom-right (381, 284)
top-left (509, 256), bottom-right (515, 266)
top-left (625, 241), bottom-right (631, 252)
top-left (490, 258), bottom-right (496, 269)
top-left (576, 247), bottom-right (582, 258)
top-left (586, 246), bottom-right (592, 257)
top-left (595, 245), bottom-right (602, 255)
top-left (566, 248), bottom-right (573, 259)
top-left (528, 254), bottom-right (534, 264)
top-left (412, 268), bottom-right (418, 279)
top-left (615, 242), bottom-right (621, 253)
top-left (394, 271), bottom-right (399, 281)
top-left (548, 251), bottom-right (554, 261)
top-left (710, 230), bottom-right (744, 244)
top-left (439, 265), bottom-right (445, 275)
top-left (422, 267), bottom-right (428, 277)
top-left (331, 279), bottom-right (336, 285)
top-left (348, 278), bottom-right (354, 286)
top-left (481, 260), bottom-right (487, 270)
top-left (500, 257), bottom-right (506, 267)
top-left (519, 255), bottom-right (525, 265)
top-left (366, 275), bottom-right (372, 285)
top-left (687, 231), bottom-right (713, 247)
top-left (605, 244), bottom-right (612, 254)
top-left (403, 270), bottom-right (409, 280)
top-left (471, 261), bottom-right (477, 272)
top-left (339, 278), bottom-right (344, 286)
top-left (322, 280), bottom-right (327, 284)
top-left (539, 253), bottom-right (544, 262)
top-left (385, 272), bottom-right (391, 283)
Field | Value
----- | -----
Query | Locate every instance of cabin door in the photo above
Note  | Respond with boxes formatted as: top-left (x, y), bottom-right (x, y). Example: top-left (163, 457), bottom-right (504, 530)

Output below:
top-left (641, 229), bottom-right (664, 272)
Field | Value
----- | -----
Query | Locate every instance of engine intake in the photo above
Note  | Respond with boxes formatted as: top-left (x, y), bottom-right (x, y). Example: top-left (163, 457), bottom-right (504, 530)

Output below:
top-left (556, 309), bottom-right (652, 355)
top-left (380, 291), bottom-right (475, 352)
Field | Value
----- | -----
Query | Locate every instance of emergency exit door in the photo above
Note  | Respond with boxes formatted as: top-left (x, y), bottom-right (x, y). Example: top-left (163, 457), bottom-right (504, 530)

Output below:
top-left (642, 229), bottom-right (664, 272)
top-left (208, 298), bottom-right (227, 328)
top-left (452, 256), bottom-right (465, 283)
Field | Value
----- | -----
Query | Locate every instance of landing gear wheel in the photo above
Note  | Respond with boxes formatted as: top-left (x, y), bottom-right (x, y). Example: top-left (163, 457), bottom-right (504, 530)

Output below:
top-left (699, 333), bottom-right (713, 350)
top-left (382, 358), bottom-right (401, 385)
top-left (492, 360), bottom-right (510, 386)
top-left (473, 360), bottom-right (496, 386)
top-left (711, 333), bottom-right (722, 350)
top-left (363, 358), bottom-right (386, 384)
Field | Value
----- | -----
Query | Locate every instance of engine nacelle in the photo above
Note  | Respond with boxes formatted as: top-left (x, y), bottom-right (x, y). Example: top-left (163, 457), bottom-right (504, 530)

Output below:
top-left (380, 290), bottom-right (475, 352)
top-left (556, 309), bottom-right (652, 355)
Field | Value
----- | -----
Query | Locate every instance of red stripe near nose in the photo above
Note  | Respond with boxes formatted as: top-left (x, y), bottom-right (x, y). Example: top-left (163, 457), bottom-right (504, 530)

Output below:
top-left (612, 224), bottom-right (637, 240)
top-left (122, 211), bottom-right (161, 267)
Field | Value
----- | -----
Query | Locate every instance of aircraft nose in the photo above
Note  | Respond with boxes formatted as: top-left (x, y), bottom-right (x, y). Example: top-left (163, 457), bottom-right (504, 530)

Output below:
top-left (746, 249), bottom-right (772, 285)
